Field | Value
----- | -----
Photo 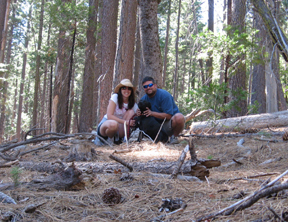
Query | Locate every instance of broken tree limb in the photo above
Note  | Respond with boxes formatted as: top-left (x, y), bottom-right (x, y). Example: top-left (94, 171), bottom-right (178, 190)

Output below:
top-left (170, 145), bottom-right (190, 179)
top-left (0, 160), bottom-right (19, 168)
top-left (19, 142), bottom-right (57, 157)
top-left (109, 154), bottom-right (133, 172)
top-left (185, 109), bottom-right (220, 123)
top-left (197, 181), bottom-right (288, 221)
top-left (0, 132), bottom-right (103, 153)
top-left (190, 110), bottom-right (288, 133)
top-left (196, 169), bottom-right (288, 221)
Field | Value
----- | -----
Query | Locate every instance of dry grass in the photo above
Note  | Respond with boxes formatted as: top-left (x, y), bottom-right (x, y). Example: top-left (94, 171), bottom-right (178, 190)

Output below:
top-left (1, 127), bottom-right (288, 221)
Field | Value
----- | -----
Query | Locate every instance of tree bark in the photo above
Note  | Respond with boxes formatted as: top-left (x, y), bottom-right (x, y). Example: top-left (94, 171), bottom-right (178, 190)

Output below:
top-left (138, 0), bottom-right (163, 88)
top-left (16, 7), bottom-right (32, 141)
top-left (229, 0), bottom-right (247, 117)
top-left (251, 12), bottom-right (266, 114)
top-left (133, 9), bottom-right (141, 98)
top-left (0, 0), bottom-right (11, 142)
top-left (0, 0), bottom-right (10, 63)
top-left (172, 0), bottom-right (181, 99)
top-left (32, 0), bottom-right (45, 136)
top-left (92, 0), bottom-right (102, 127)
top-left (113, 0), bottom-right (137, 87)
top-left (79, 0), bottom-right (98, 132)
top-left (99, 0), bottom-right (118, 120)
top-left (206, 0), bottom-right (213, 85)
top-left (162, 0), bottom-right (171, 86)
top-left (51, 2), bottom-right (75, 133)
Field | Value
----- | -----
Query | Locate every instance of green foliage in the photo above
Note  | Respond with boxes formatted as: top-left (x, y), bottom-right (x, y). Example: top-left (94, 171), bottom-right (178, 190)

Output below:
top-left (187, 82), bottom-right (229, 115)
top-left (10, 166), bottom-right (22, 187)
top-left (207, 155), bottom-right (213, 160)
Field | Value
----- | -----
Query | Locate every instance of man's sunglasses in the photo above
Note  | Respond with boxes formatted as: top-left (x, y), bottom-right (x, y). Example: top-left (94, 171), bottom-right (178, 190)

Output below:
top-left (121, 86), bottom-right (132, 90)
top-left (143, 83), bottom-right (154, 89)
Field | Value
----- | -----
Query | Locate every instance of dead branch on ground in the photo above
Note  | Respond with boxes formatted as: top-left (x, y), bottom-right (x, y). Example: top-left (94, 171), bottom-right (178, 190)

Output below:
top-left (109, 154), bottom-right (133, 172)
top-left (197, 169), bottom-right (288, 221)
top-left (170, 145), bottom-right (190, 179)
top-left (0, 160), bottom-right (19, 168)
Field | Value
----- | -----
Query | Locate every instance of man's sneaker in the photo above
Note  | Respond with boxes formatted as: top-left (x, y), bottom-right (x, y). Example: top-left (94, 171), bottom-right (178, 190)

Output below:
top-left (169, 135), bottom-right (179, 144)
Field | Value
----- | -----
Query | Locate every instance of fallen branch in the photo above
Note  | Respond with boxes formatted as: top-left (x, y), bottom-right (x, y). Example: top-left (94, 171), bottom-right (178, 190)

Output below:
top-left (0, 160), bottom-right (19, 168)
top-left (185, 109), bottom-right (220, 123)
top-left (109, 154), bottom-right (133, 172)
top-left (19, 142), bottom-right (58, 156)
top-left (218, 172), bottom-right (279, 184)
top-left (170, 145), bottom-right (190, 179)
top-left (197, 169), bottom-right (288, 221)
top-left (0, 132), bottom-right (104, 152)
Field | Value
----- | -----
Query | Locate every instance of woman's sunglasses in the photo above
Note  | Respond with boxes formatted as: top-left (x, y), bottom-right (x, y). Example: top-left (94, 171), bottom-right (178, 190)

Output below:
top-left (143, 83), bottom-right (154, 89)
top-left (121, 86), bottom-right (132, 90)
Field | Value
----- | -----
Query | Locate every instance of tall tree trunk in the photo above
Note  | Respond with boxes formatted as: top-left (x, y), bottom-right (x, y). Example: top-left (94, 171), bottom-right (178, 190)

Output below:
top-left (273, 1), bottom-right (287, 111)
top-left (79, 0), bottom-right (98, 132)
top-left (93, 0), bottom-right (102, 127)
top-left (0, 0), bottom-right (11, 142)
top-left (138, 0), bottom-right (163, 88)
top-left (32, 0), bottom-right (45, 135)
top-left (251, 12), bottom-right (266, 114)
top-left (162, 0), bottom-right (171, 86)
top-left (16, 7), bottom-right (32, 140)
top-left (40, 22), bottom-right (51, 132)
top-left (64, 26), bottom-right (76, 134)
top-left (113, 0), bottom-right (137, 87)
top-left (133, 8), bottom-right (141, 99)
top-left (0, 0), bottom-right (15, 142)
top-left (172, 0), bottom-right (181, 99)
top-left (229, 0), bottom-right (247, 117)
top-left (51, 4), bottom-right (75, 134)
top-left (99, 0), bottom-right (118, 120)
top-left (206, 0), bottom-right (214, 85)
top-left (0, 0), bottom-right (10, 63)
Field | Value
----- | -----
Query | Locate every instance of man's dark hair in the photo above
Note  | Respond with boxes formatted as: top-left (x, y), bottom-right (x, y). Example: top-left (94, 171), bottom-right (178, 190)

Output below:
top-left (117, 88), bottom-right (135, 110)
top-left (142, 76), bottom-right (155, 84)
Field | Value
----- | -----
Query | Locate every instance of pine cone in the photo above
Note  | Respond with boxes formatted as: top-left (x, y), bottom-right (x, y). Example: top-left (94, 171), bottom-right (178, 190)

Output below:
top-left (283, 131), bottom-right (288, 141)
top-left (102, 187), bottom-right (122, 205)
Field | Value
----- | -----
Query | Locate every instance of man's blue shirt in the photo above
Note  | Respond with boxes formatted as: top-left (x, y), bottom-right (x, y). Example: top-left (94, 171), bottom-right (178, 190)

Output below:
top-left (141, 88), bottom-right (180, 119)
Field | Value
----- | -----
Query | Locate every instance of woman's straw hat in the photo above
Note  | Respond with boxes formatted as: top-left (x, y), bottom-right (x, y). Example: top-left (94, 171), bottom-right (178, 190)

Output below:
top-left (114, 79), bottom-right (136, 93)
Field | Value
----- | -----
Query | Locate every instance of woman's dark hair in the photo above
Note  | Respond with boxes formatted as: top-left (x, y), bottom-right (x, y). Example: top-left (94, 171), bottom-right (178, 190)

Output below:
top-left (117, 87), bottom-right (135, 110)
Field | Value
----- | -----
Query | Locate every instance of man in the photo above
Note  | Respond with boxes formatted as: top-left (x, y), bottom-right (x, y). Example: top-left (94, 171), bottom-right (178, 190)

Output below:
top-left (138, 76), bottom-right (185, 142)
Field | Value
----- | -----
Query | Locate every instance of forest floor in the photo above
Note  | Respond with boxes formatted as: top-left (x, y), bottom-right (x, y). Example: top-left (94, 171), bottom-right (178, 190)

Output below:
top-left (0, 126), bottom-right (288, 222)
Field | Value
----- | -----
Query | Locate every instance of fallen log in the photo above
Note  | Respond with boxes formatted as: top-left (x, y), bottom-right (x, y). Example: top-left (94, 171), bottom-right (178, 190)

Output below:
top-left (190, 110), bottom-right (288, 133)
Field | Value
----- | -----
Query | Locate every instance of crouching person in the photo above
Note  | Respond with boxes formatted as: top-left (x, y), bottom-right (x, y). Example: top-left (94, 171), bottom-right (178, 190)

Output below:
top-left (137, 76), bottom-right (185, 143)
top-left (94, 79), bottom-right (138, 145)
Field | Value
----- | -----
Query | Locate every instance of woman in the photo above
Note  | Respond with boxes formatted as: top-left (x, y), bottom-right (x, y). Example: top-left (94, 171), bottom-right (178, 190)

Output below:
top-left (95, 79), bottom-right (138, 145)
